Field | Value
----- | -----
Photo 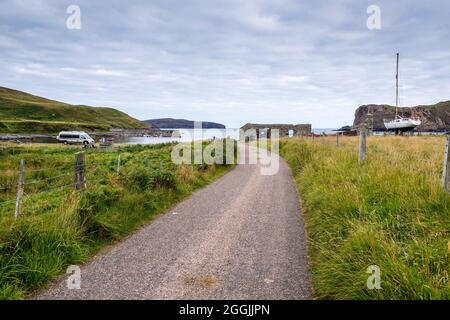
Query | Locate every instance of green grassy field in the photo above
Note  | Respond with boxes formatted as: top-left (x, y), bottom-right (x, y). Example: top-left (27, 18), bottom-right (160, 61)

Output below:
top-left (279, 136), bottom-right (450, 299)
top-left (0, 141), bottom-right (236, 299)
top-left (0, 87), bottom-right (149, 133)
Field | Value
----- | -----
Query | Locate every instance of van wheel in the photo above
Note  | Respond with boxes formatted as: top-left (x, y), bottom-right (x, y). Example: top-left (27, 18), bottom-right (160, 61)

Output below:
top-left (63, 141), bottom-right (68, 145)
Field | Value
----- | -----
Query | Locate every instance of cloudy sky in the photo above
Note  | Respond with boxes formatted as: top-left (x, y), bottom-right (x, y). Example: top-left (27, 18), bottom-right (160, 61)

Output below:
top-left (1, 0), bottom-right (449, 128)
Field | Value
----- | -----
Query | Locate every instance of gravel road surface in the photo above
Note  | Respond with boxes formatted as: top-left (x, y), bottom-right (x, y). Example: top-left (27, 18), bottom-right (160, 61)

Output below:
top-left (36, 144), bottom-right (312, 299)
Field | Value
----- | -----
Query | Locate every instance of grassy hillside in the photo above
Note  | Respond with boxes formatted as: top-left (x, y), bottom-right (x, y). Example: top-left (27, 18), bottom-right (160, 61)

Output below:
top-left (279, 136), bottom-right (450, 299)
top-left (0, 87), bottom-right (149, 134)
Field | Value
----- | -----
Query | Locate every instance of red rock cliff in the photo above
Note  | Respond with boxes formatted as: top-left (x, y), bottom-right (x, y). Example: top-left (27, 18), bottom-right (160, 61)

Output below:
top-left (353, 101), bottom-right (450, 131)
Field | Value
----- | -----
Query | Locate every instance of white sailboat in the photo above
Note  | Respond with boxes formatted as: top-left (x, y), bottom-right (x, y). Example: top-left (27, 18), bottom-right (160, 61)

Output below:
top-left (383, 53), bottom-right (421, 132)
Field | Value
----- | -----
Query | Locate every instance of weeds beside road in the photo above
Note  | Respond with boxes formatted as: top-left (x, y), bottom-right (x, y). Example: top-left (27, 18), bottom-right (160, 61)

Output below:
top-left (280, 136), bottom-right (450, 299)
top-left (0, 142), bottom-right (235, 299)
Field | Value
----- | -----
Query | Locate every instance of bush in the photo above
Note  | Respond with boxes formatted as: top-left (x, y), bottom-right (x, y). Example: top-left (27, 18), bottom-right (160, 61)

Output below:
top-left (77, 186), bottom-right (123, 239)
top-left (150, 171), bottom-right (177, 189)
top-left (125, 169), bottom-right (152, 190)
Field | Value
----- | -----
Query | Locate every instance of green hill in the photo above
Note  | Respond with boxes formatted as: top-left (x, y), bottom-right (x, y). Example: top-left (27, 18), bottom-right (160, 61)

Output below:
top-left (0, 87), bottom-right (149, 134)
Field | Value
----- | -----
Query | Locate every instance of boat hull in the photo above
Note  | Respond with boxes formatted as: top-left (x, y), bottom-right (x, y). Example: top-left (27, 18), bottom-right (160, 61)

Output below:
top-left (383, 118), bottom-right (421, 131)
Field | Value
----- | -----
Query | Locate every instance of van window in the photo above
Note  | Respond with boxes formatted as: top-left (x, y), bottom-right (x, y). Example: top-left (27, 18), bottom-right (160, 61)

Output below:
top-left (60, 134), bottom-right (79, 139)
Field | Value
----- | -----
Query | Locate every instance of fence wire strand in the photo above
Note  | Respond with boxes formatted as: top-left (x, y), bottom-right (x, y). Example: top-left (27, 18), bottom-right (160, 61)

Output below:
top-left (0, 199), bottom-right (15, 207)
top-left (1, 147), bottom-right (173, 217)
top-left (24, 173), bottom-right (72, 186)
top-left (23, 183), bottom-right (77, 199)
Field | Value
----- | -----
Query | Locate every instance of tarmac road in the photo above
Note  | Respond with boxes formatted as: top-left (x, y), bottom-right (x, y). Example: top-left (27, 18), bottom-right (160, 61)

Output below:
top-left (36, 144), bottom-right (312, 299)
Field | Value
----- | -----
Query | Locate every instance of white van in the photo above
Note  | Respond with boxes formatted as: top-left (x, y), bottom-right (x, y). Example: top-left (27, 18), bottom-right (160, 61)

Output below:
top-left (57, 131), bottom-right (95, 147)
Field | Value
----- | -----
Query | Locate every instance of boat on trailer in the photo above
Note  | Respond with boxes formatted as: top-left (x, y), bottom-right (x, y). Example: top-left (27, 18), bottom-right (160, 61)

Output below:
top-left (383, 53), bottom-right (421, 134)
top-left (384, 117), bottom-right (421, 131)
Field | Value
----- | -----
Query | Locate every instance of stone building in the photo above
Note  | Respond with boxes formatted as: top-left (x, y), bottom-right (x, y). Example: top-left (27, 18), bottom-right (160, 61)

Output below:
top-left (240, 123), bottom-right (312, 140)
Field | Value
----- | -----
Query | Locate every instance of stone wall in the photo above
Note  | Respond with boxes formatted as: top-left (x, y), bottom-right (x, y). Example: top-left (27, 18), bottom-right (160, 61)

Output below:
top-left (240, 123), bottom-right (312, 140)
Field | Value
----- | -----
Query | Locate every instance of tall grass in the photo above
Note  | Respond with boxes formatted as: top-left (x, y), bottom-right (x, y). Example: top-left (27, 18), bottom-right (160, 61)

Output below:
top-left (0, 141), bottom-right (236, 299)
top-left (280, 136), bottom-right (450, 300)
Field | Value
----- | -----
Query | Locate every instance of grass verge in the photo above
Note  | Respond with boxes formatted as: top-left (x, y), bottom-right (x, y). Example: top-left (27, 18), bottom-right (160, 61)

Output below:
top-left (0, 141), bottom-right (236, 299)
top-left (279, 136), bottom-right (450, 300)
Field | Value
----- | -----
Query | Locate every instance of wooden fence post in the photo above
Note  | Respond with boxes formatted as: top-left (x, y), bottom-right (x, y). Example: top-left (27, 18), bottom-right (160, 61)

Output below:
top-left (158, 159), bottom-right (162, 171)
top-left (74, 151), bottom-right (87, 190)
top-left (359, 130), bottom-right (366, 163)
top-left (14, 159), bottom-right (25, 219)
top-left (442, 136), bottom-right (450, 192)
top-left (117, 154), bottom-right (121, 174)
top-left (336, 133), bottom-right (340, 147)
top-left (145, 157), bottom-right (149, 168)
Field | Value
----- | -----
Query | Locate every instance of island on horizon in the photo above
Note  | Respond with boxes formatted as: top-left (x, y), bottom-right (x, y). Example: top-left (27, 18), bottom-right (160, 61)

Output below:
top-left (143, 118), bottom-right (226, 129)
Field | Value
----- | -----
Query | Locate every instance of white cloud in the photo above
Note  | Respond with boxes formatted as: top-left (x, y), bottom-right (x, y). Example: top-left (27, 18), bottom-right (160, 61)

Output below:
top-left (90, 69), bottom-right (128, 77)
top-left (12, 65), bottom-right (52, 77)
top-left (0, 0), bottom-right (449, 128)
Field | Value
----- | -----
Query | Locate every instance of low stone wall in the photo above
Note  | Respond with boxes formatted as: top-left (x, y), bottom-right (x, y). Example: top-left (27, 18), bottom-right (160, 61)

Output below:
top-left (0, 128), bottom-right (175, 144)
top-left (0, 134), bottom-right (57, 143)
top-left (240, 123), bottom-right (312, 139)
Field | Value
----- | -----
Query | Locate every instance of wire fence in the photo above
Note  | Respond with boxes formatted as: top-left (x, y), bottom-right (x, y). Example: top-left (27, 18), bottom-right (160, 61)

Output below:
top-left (0, 149), bottom-right (170, 219)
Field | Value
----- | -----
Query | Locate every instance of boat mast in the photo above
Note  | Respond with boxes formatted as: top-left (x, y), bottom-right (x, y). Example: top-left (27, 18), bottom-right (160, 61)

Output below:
top-left (395, 53), bottom-right (399, 118)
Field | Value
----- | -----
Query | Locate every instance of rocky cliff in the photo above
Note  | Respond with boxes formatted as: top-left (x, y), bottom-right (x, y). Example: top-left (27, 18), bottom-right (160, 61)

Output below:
top-left (353, 101), bottom-right (450, 131)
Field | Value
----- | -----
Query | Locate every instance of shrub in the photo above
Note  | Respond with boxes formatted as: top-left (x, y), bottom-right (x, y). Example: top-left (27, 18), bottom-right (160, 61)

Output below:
top-left (150, 171), bottom-right (177, 189)
top-left (77, 186), bottom-right (123, 239)
top-left (177, 165), bottom-right (196, 184)
top-left (125, 169), bottom-right (152, 190)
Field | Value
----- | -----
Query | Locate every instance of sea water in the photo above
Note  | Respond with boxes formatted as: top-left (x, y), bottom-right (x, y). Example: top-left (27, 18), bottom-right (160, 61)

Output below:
top-left (123, 128), bottom-right (340, 145)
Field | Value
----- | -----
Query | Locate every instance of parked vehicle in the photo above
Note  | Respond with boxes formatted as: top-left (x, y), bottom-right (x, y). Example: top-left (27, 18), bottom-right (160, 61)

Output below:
top-left (57, 131), bottom-right (95, 147)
